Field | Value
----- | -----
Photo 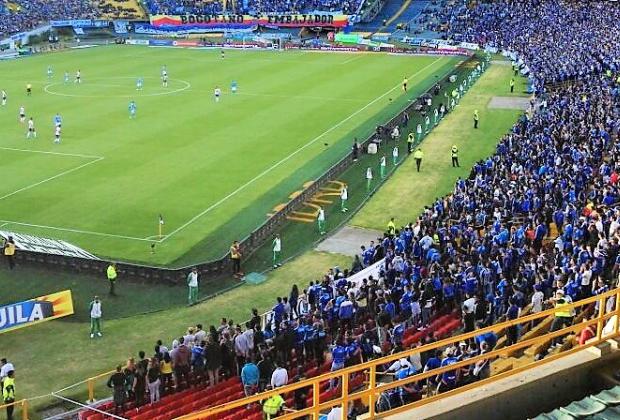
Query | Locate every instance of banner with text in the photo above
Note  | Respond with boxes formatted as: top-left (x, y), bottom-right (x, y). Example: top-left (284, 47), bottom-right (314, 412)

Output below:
top-left (0, 290), bottom-right (74, 334)
top-left (0, 230), bottom-right (100, 260)
top-left (148, 13), bottom-right (350, 32)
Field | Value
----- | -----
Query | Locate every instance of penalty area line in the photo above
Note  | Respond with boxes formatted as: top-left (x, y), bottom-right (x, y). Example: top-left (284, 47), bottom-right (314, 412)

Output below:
top-left (161, 57), bottom-right (445, 242)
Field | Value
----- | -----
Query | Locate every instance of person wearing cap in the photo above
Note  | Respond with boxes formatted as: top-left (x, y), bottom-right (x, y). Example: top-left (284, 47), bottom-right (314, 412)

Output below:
top-left (89, 295), bottom-right (103, 338)
top-left (436, 348), bottom-right (458, 393)
top-left (549, 289), bottom-right (574, 348)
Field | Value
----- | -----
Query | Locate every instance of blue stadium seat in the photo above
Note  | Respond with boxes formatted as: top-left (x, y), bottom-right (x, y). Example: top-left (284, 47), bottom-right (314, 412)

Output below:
top-left (560, 397), bottom-right (606, 418)
top-left (592, 387), bottom-right (620, 406)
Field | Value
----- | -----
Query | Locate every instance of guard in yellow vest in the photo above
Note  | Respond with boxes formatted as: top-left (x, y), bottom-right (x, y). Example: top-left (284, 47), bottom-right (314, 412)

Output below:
top-left (263, 393), bottom-right (285, 420)
top-left (413, 148), bottom-right (424, 172)
top-left (549, 289), bottom-right (573, 347)
top-left (451, 145), bottom-right (459, 167)
top-left (473, 110), bottom-right (479, 129)
top-left (2, 370), bottom-right (15, 420)
top-left (510, 78), bottom-right (515, 93)
top-left (387, 218), bottom-right (396, 236)
top-left (106, 263), bottom-right (118, 296)
top-left (3, 237), bottom-right (15, 270)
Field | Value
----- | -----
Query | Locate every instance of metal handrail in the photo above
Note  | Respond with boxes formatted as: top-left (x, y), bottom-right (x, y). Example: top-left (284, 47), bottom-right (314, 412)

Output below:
top-left (175, 287), bottom-right (620, 419)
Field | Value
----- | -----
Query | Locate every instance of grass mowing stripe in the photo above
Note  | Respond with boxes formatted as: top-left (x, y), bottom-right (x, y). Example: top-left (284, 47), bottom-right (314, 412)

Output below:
top-left (161, 57), bottom-right (445, 242)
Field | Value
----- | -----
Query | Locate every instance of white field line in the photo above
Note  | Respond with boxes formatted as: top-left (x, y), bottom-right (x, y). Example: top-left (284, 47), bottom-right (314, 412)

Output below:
top-left (161, 57), bottom-right (445, 242)
top-left (0, 219), bottom-right (157, 242)
top-left (0, 156), bottom-right (104, 201)
top-left (227, 91), bottom-right (366, 102)
top-left (0, 146), bottom-right (103, 159)
top-left (340, 55), bottom-right (366, 65)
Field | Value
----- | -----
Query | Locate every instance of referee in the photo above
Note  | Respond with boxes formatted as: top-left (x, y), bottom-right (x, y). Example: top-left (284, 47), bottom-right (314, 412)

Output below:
top-left (451, 145), bottom-right (459, 167)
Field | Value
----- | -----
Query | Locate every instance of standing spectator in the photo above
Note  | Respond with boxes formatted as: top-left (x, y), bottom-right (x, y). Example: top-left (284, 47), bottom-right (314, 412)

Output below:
top-left (270, 361), bottom-right (288, 388)
top-left (241, 358), bottom-right (260, 403)
top-left (272, 234), bottom-right (282, 269)
top-left (146, 359), bottom-right (161, 404)
top-left (133, 351), bottom-right (148, 407)
top-left (187, 267), bottom-right (199, 305)
top-left (172, 337), bottom-right (191, 389)
top-left (106, 263), bottom-right (118, 296)
top-left (107, 365), bottom-right (126, 415)
top-left (89, 295), bottom-right (103, 339)
top-left (204, 334), bottom-right (222, 387)
top-left (230, 240), bottom-right (242, 278)
top-left (159, 353), bottom-right (174, 395)
top-left (3, 237), bottom-right (15, 270)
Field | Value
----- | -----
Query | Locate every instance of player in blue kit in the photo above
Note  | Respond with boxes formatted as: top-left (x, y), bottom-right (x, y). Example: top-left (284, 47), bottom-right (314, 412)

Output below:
top-left (128, 100), bottom-right (137, 119)
top-left (53, 113), bottom-right (62, 128)
top-left (231, 80), bottom-right (237, 93)
top-left (136, 77), bottom-right (144, 91)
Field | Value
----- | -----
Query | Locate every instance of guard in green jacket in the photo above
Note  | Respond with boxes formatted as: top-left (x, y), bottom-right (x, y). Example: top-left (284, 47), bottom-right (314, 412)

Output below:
top-left (413, 148), bottom-right (424, 172)
top-left (3, 370), bottom-right (15, 420)
top-left (106, 263), bottom-right (118, 296)
top-left (263, 393), bottom-right (285, 419)
top-left (510, 78), bottom-right (515, 93)
top-left (473, 110), bottom-right (479, 129)
top-left (451, 145), bottom-right (459, 167)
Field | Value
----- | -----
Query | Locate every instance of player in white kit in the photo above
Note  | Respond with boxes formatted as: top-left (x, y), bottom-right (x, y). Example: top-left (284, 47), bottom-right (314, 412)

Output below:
top-left (19, 106), bottom-right (25, 123)
top-left (26, 117), bottom-right (37, 139)
top-left (214, 86), bottom-right (221, 102)
top-left (1, 90), bottom-right (6, 106)
top-left (75, 70), bottom-right (81, 84)
top-left (54, 125), bottom-right (61, 144)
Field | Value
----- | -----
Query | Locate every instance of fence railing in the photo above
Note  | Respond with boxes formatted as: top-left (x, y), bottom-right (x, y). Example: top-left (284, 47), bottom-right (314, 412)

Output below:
top-left (0, 399), bottom-right (29, 420)
top-left (175, 287), bottom-right (620, 420)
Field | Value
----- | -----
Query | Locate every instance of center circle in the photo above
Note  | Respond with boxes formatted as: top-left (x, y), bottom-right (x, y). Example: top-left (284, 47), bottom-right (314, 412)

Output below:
top-left (43, 76), bottom-right (191, 98)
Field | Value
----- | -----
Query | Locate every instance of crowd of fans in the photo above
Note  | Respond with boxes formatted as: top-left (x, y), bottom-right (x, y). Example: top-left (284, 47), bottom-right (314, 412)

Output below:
top-left (144, 0), bottom-right (361, 17)
top-left (0, 0), bottom-right (99, 38)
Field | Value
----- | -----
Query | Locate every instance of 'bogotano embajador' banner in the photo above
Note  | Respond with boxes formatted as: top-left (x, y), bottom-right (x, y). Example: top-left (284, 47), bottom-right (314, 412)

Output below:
top-left (0, 290), bottom-right (74, 334)
top-left (148, 13), bottom-right (351, 31)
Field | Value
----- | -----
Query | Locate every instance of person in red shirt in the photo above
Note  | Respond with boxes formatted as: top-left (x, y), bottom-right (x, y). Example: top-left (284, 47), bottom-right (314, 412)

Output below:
top-left (578, 322), bottom-right (596, 345)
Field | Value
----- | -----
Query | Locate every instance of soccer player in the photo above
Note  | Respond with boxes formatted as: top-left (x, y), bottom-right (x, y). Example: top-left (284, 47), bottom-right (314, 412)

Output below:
top-left (272, 234), bottom-right (282, 268)
top-left (380, 155), bottom-right (387, 178)
top-left (25, 83), bottom-right (32, 96)
top-left (75, 70), bottom-right (81, 84)
top-left (47, 66), bottom-right (53, 80)
top-left (26, 117), bottom-right (37, 139)
top-left (136, 77), bottom-right (144, 91)
top-left (89, 295), bottom-right (103, 338)
top-left (366, 167), bottom-right (373, 191)
top-left (18, 106), bottom-right (25, 123)
top-left (392, 146), bottom-right (399, 166)
top-left (317, 207), bottom-right (326, 235)
top-left (220, 49), bottom-right (225, 59)
top-left (53, 113), bottom-right (62, 128)
top-left (161, 69), bottom-right (168, 88)
top-left (128, 100), bottom-right (137, 119)
top-left (402, 77), bottom-right (408, 92)
top-left (54, 125), bottom-right (61, 144)
top-left (214, 86), bottom-right (221, 102)
top-left (1, 90), bottom-right (6, 106)
top-left (64, 71), bottom-right (69, 84)
top-left (231, 80), bottom-right (238, 94)
top-left (340, 184), bottom-right (348, 213)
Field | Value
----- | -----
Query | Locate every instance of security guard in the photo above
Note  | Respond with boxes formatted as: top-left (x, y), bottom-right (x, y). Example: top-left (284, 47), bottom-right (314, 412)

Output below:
top-left (106, 263), bottom-right (118, 296)
top-left (473, 110), bottom-right (479, 129)
top-left (451, 145), bottom-right (459, 167)
top-left (510, 78), bottom-right (515, 93)
top-left (413, 148), bottom-right (424, 172)
top-left (387, 217), bottom-right (396, 236)
top-left (3, 370), bottom-right (15, 420)
top-left (263, 392), bottom-right (285, 420)
top-left (407, 132), bottom-right (414, 154)
top-left (549, 290), bottom-right (573, 347)
top-left (3, 237), bottom-right (15, 270)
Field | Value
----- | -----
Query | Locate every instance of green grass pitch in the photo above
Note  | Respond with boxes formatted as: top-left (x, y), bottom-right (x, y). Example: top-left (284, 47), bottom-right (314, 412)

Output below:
top-left (0, 46), bottom-right (462, 266)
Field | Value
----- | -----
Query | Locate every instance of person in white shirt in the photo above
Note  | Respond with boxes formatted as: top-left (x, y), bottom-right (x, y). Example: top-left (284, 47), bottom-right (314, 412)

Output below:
top-left (270, 364), bottom-right (288, 388)
top-left (531, 285), bottom-right (544, 314)
top-left (89, 296), bottom-right (102, 338)
top-left (0, 358), bottom-right (15, 387)
top-left (187, 267), bottom-right (199, 305)
top-left (194, 324), bottom-right (207, 344)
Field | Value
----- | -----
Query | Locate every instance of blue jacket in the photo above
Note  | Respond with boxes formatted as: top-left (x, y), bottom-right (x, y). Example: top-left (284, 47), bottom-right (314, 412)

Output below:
top-left (241, 363), bottom-right (260, 385)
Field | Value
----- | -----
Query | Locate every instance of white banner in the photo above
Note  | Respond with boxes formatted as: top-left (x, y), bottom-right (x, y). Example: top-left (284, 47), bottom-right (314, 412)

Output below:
top-left (0, 231), bottom-right (99, 260)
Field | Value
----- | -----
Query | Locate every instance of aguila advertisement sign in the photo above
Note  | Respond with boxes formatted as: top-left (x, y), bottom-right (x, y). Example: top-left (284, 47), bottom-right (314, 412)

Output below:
top-left (0, 290), bottom-right (74, 334)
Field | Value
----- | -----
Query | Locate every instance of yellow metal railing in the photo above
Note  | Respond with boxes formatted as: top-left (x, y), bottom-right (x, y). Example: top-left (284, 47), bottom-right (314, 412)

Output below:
top-left (0, 399), bottom-right (29, 420)
top-left (175, 287), bottom-right (620, 420)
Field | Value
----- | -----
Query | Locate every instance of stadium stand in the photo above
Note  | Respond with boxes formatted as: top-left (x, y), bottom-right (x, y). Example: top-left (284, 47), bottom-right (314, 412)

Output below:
top-left (532, 386), bottom-right (620, 419)
top-left (143, 0), bottom-right (363, 16)
top-left (0, 0), bottom-right (100, 38)
top-left (63, 0), bottom-right (620, 418)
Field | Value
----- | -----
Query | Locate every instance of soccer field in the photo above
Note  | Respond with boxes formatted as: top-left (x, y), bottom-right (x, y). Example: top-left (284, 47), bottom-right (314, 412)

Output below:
top-left (0, 46), bottom-right (462, 265)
